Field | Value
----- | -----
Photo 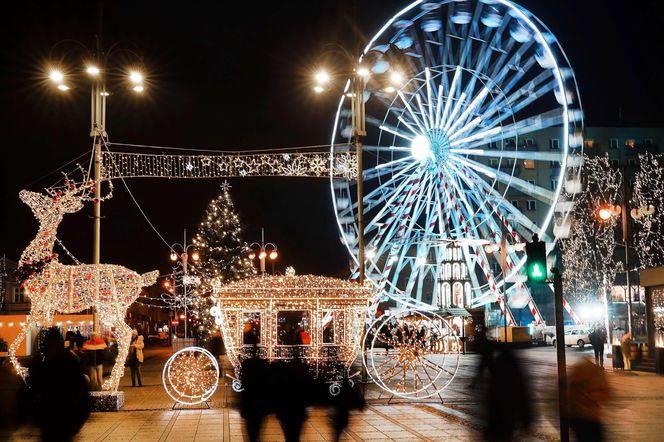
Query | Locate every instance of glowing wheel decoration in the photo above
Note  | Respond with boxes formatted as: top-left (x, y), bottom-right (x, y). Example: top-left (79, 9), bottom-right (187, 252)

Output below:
top-left (364, 310), bottom-right (460, 399)
top-left (162, 347), bottom-right (219, 405)
top-left (331, 0), bottom-right (584, 315)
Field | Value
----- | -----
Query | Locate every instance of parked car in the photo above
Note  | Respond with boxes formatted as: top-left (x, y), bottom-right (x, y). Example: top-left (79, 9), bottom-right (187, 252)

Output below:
top-left (552, 328), bottom-right (592, 348)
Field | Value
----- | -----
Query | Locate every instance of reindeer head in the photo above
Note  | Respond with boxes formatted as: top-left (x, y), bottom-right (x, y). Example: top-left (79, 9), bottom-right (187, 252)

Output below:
top-left (19, 177), bottom-right (94, 223)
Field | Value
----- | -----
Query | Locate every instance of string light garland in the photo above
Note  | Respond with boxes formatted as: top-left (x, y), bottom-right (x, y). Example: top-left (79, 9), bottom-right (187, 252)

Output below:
top-left (8, 171), bottom-right (159, 391)
top-left (162, 346), bottom-right (219, 405)
top-left (632, 153), bottom-right (664, 269)
top-left (101, 150), bottom-right (358, 180)
top-left (211, 274), bottom-right (373, 391)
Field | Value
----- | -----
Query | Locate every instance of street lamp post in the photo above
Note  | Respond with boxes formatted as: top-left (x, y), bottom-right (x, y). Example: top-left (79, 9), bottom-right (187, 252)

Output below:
top-left (44, 37), bottom-right (147, 333)
top-left (597, 165), bottom-right (655, 336)
top-left (248, 228), bottom-right (278, 275)
top-left (167, 229), bottom-right (200, 342)
top-left (312, 46), bottom-right (405, 284)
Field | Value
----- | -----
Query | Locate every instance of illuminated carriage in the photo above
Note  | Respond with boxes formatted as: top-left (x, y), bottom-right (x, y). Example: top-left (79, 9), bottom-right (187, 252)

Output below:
top-left (211, 274), bottom-right (373, 393)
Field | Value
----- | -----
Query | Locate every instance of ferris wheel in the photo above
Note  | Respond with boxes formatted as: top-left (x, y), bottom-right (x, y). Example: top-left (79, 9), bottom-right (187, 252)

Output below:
top-left (330, 0), bottom-right (583, 317)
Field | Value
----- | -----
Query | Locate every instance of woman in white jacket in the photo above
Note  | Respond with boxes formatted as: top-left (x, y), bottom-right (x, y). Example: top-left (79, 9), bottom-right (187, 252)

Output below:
top-left (128, 329), bottom-right (145, 387)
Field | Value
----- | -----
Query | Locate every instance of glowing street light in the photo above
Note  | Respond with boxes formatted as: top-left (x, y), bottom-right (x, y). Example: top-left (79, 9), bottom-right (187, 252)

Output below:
top-left (49, 69), bottom-right (64, 83)
top-left (132, 85), bottom-right (144, 93)
top-left (313, 85), bottom-right (325, 93)
top-left (56, 84), bottom-right (70, 91)
top-left (248, 228), bottom-right (279, 275)
top-left (356, 66), bottom-right (371, 77)
top-left (390, 71), bottom-right (404, 85)
top-left (314, 70), bottom-right (330, 84)
top-left (129, 71), bottom-right (143, 84)
top-left (86, 65), bottom-right (100, 76)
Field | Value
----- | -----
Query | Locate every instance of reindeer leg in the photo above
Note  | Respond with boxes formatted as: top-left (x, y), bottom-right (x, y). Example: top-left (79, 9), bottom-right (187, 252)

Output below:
top-left (8, 314), bottom-right (35, 381)
top-left (103, 318), bottom-right (132, 392)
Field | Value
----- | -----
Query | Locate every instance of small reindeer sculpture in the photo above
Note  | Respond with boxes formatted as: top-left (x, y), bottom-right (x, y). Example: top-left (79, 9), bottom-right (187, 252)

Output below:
top-left (9, 174), bottom-right (159, 391)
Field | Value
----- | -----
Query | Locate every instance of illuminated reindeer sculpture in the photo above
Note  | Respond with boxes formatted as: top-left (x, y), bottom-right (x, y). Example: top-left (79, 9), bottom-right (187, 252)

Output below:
top-left (9, 175), bottom-right (159, 391)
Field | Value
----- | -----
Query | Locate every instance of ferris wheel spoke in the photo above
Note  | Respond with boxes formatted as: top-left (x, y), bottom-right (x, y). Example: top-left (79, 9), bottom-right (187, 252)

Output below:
top-left (397, 90), bottom-right (428, 134)
top-left (451, 155), bottom-right (556, 204)
top-left (378, 123), bottom-right (414, 143)
top-left (439, 65), bottom-right (462, 129)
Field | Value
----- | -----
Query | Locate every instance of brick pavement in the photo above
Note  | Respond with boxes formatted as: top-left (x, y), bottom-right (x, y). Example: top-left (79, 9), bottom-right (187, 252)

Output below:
top-left (4, 345), bottom-right (664, 441)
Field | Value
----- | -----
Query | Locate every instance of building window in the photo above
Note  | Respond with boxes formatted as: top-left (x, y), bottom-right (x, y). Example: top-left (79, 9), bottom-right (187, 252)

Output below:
top-left (527, 200), bottom-right (536, 211)
top-left (527, 179), bottom-right (536, 186)
top-left (13, 287), bottom-right (24, 303)
top-left (627, 158), bottom-right (637, 167)
top-left (525, 138), bottom-right (534, 146)
top-left (506, 138), bottom-right (516, 147)
top-left (488, 141), bottom-right (499, 149)
top-left (242, 312), bottom-right (261, 345)
top-left (584, 139), bottom-right (594, 149)
top-left (549, 138), bottom-right (559, 149)
top-left (489, 159), bottom-right (499, 167)
top-left (511, 200), bottom-right (520, 209)
top-left (610, 159), bottom-right (619, 168)
top-left (610, 138), bottom-right (619, 149)
top-left (277, 310), bottom-right (311, 346)
top-left (523, 160), bottom-right (535, 169)
top-left (550, 161), bottom-right (560, 167)
top-left (551, 179), bottom-right (558, 190)
top-left (322, 311), bottom-right (335, 344)
top-left (625, 139), bottom-right (636, 149)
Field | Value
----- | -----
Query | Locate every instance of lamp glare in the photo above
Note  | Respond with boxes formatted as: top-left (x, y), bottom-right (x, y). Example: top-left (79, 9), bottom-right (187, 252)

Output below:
top-left (410, 135), bottom-right (431, 161)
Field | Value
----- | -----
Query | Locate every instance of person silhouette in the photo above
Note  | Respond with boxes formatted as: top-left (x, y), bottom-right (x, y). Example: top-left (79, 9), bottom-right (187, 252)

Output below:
top-left (240, 344), bottom-right (271, 442)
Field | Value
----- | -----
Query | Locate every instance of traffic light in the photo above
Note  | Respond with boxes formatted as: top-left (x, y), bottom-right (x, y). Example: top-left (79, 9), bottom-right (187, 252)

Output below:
top-left (525, 235), bottom-right (547, 282)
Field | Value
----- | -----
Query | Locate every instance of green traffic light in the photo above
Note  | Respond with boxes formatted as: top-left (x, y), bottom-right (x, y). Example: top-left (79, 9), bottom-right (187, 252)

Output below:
top-left (531, 263), bottom-right (543, 279)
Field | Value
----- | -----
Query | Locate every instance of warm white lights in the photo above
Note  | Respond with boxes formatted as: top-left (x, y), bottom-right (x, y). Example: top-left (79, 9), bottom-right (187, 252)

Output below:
top-left (259, 251), bottom-right (267, 259)
top-left (357, 66), bottom-right (370, 77)
top-left (390, 71), bottom-right (404, 85)
top-left (313, 85), bottom-right (325, 93)
top-left (383, 86), bottom-right (396, 93)
top-left (8, 174), bottom-right (158, 392)
top-left (57, 84), bottom-right (70, 91)
top-left (100, 91), bottom-right (110, 96)
top-left (49, 69), bottom-right (64, 83)
top-left (170, 252), bottom-right (179, 261)
top-left (366, 248), bottom-right (377, 259)
top-left (410, 135), bottom-right (431, 161)
top-left (132, 85), bottom-right (144, 93)
top-left (314, 70), bottom-right (330, 84)
top-left (269, 251), bottom-right (278, 260)
top-left (129, 71), bottom-right (143, 84)
top-left (86, 66), bottom-right (100, 75)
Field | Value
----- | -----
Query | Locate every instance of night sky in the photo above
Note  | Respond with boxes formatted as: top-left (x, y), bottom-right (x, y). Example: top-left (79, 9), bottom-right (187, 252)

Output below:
top-left (1, 0), bottom-right (663, 279)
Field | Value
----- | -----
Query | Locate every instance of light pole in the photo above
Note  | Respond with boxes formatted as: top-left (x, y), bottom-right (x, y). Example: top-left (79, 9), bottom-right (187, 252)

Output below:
top-left (248, 228), bottom-right (278, 275)
top-left (166, 229), bottom-right (200, 342)
top-left (312, 46), bottom-right (406, 283)
top-left (44, 35), bottom-right (147, 333)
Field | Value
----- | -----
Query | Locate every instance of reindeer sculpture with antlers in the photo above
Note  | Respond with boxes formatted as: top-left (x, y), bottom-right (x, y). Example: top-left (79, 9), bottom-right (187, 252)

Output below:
top-left (9, 172), bottom-right (159, 392)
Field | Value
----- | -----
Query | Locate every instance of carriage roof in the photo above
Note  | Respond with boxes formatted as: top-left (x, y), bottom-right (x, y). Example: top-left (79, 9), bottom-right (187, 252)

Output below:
top-left (213, 274), bottom-right (373, 302)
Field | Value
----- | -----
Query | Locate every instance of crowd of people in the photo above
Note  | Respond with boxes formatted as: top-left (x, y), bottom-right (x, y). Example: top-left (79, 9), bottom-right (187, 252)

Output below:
top-left (240, 345), bottom-right (364, 442)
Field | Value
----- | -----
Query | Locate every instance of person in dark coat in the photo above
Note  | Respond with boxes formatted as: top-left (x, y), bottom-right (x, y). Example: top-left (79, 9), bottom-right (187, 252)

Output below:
top-left (240, 345), bottom-right (271, 442)
top-left (470, 325), bottom-right (493, 389)
top-left (329, 376), bottom-right (365, 441)
top-left (273, 349), bottom-right (313, 442)
top-left (589, 324), bottom-right (607, 368)
top-left (28, 327), bottom-right (90, 442)
top-left (483, 346), bottom-right (533, 441)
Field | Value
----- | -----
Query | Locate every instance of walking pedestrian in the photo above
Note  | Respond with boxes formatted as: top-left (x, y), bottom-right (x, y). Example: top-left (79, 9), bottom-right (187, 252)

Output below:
top-left (589, 324), bottom-right (607, 368)
top-left (128, 329), bottom-right (144, 387)
top-left (568, 357), bottom-right (611, 441)
top-left (240, 344), bottom-right (271, 442)
top-left (28, 327), bottom-right (90, 441)
top-left (329, 376), bottom-right (365, 441)
top-left (620, 332), bottom-right (632, 371)
top-left (83, 333), bottom-right (106, 391)
top-left (274, 349), bottom-right (312, 442)
top-left (470, 325), bottom-right (493, 389)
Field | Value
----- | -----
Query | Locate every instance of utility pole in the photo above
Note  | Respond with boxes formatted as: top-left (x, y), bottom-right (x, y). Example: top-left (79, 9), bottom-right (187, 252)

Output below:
top-left (621, 165), bottom-right (632, 335)
top-left (352, 72), bottom-right (366, 283)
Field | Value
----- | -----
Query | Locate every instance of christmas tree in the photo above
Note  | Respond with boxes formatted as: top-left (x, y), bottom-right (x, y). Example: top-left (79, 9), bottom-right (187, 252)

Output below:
top-left (191, 182), bottom-right (255, 338)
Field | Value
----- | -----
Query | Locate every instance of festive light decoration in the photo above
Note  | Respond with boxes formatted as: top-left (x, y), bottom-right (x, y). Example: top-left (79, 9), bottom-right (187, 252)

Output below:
top-left (632, 153), bottom-right (664, 269)
top-left (365, 310), bottom-right (460, 399)
top-left (8, 172), bottom-right (159, 391)
top-left (191, 182), bottom-right (255, 339)
top-left (211, 274), bottom-right (373, 391)
top-left (162, 346), bottom-right (219, 405)
top-left (101, 150), bottom-right (358, 180)
top-left (562, 155), bottom-right (620, 334)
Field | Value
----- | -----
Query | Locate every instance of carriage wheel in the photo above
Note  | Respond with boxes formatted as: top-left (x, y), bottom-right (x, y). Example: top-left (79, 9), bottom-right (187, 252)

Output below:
top-left (363, 310), bottom-right (460, 399)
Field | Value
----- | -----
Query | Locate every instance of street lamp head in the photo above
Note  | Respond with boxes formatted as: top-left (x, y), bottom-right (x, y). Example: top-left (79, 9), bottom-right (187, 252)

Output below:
top-left (383, 86), bottom-right (396, 93)
top-left (100, 91), bottom-right (110, 96)
top-left (86, 65), bottom-right (100, 76)
top-left (57, 84), bottom-right (70, 91)
top-left (259, 251), bottom-right (267, 260)
top-left (314, 70), bottom-right (330, 84)
top-left (169, 251), bottom-right (178, 262)
top-left (269, 251), bottom-right (278, 260)
top-left (598, 207), bottom-right (612, 221)
top-left (389, 71), bottom-right (404, 85)
top-left (190, 251), bottom-right (200, 261)
top-left (49, 69), bottom-right (64, 84)
top-left (356, 66), bottom-right (371, 78)
top-left (132, 85), bottom-right (144, 93)
top-left (313, 85), bottom-right (325, 93)
top-left (129, 71), bottom-right (143, 84)
top-left (163, 279), bottom-right (171, 288)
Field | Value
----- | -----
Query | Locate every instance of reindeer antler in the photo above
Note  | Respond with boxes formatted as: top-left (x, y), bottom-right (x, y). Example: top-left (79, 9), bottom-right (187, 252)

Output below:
top-left (45, 165), bottom-right (114, 204)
